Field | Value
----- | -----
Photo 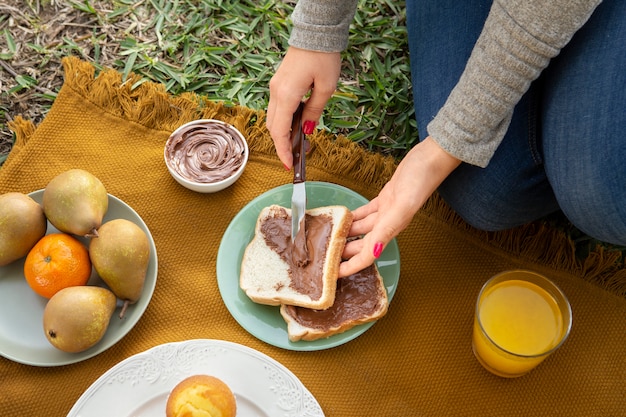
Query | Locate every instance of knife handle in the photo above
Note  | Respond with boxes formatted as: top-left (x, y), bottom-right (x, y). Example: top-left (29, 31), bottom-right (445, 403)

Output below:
top-left (292, 102), bottom-right (306, 184)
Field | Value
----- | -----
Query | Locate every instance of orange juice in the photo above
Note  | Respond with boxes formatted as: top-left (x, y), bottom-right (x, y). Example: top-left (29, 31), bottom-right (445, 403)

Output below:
top-left (472, 271), bottom-right (571, 377)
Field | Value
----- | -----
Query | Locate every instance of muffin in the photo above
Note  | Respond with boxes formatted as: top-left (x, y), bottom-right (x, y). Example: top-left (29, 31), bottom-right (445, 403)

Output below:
top-left (164, 119), bottom-right (249, 193)
top-left (165, 374), bottom-right (237, 417)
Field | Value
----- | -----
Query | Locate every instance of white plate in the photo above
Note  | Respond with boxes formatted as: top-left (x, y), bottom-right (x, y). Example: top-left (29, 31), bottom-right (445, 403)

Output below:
top-left (68, 339), bottom-right (325, 417)
top-left (0, 190), bottom-right (158, 366)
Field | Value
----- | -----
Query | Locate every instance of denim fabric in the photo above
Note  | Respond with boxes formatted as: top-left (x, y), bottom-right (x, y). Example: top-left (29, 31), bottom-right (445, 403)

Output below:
top-left (406, 0), bottom-right (626, 245)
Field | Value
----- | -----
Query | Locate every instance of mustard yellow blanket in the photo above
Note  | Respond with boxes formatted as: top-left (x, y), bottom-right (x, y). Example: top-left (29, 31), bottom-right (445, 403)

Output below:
top-left (1, 57), bottom-right (624, 416)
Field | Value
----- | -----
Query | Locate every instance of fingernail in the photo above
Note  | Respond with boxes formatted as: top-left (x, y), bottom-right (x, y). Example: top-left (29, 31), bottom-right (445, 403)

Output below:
top-left (303, 120), bottom-right (316, 135)
top-left (283, 163), bottom-right (290, 171)
top-left (373, 242), bottom-right (384, 259)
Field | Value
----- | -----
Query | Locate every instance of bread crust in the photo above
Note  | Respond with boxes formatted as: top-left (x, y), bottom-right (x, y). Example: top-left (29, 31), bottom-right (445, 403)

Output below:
top-left (280, 264), bottom-right (389, 342)
top-left (239, 204), bottom-right (353, 310)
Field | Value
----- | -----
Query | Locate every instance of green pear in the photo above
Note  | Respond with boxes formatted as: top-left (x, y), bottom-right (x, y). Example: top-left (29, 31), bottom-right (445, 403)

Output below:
top-left (0, 192), bottom-right (47, 266)
top-left (89, 218), bottom-right (150, 319)
top-left (43, 286), bottom-right (116, 353)
top-left (43, 169), bottom-right (108, 237)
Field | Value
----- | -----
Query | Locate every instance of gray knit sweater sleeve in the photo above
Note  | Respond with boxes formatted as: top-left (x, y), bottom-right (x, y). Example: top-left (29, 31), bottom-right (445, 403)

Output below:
top-left (289, 0), bottom-right (601, 167)
top-left (428, 0), bottom-right (601, 167)
top-left (288, 0), bottom-right (359, 52)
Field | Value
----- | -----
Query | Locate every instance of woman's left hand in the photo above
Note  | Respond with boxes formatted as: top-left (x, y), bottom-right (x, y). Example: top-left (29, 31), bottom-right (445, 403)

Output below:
top-left (339, 136), bottom-right (461, 277)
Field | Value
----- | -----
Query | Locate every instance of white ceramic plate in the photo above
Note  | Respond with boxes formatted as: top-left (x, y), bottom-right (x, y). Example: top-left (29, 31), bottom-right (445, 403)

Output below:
top-left (0, 190), bottom-right (158, 366)
top-left (67, 339), bottom-right (324, 417)
top-left (216, 182), bottom-right (400, 351)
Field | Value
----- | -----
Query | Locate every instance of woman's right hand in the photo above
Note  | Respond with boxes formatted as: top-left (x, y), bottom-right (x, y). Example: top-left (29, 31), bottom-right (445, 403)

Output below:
top-left (266, 46), bottom-right (342, 169)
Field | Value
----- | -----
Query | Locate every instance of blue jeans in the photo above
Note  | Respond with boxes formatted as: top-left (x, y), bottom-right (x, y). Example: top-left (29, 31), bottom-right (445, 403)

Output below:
top-left (406, 0), bottom-right (626, 245)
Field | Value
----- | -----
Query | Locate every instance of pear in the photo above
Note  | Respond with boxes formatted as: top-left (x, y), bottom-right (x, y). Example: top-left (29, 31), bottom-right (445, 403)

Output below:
top-left (0, 192), bottom-right (47, 266)
top-left (89, 218), bottom-right (150, 319)
top-left (43, 169), bottom-right (108, 237)
top-left (43, 286), bottom-right (116, 353)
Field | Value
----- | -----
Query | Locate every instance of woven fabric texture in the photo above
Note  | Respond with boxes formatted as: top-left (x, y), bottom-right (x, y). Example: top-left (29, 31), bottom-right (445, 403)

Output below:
top-left (1, 57), bottom-right (624, 417)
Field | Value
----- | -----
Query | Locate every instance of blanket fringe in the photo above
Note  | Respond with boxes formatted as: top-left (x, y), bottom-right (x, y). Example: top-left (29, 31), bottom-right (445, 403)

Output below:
top-left (7, 56), bottom-right (625, 298)
top-left (59, 56), bottom-right (396, 190)
top-left (7, 116), bottom-right (35, 148)
top-left (422, 194), bottom-right (625, 297)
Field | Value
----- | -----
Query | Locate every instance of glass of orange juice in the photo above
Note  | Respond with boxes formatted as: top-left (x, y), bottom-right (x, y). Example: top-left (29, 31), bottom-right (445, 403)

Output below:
top-left (472, 270), bottom-right (572, 378)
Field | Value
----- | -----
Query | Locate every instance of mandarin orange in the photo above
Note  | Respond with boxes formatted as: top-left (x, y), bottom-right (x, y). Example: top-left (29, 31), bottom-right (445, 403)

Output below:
top-left (24, 233), bottom-right (92, 299)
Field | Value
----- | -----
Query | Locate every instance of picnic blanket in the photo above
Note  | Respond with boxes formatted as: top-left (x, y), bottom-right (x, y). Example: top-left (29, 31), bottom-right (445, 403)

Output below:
top-left (1, 56), bottom-right (624, 416)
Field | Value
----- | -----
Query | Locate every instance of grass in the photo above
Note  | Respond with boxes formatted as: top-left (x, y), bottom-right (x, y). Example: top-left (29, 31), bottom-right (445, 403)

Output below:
top-left (0, 0), bottom-right (415, 159)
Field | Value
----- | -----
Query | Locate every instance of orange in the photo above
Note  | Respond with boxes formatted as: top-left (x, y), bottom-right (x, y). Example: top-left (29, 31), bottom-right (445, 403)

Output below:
top-left (24, 233), bottom-right (92, 299)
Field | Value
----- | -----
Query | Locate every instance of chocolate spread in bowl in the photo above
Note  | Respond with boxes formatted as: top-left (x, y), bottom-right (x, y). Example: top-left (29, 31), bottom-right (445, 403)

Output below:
top-left (259, 207), bottom-right (332, 301)
top-left (284, 264), bottom-right (385, 330)
top-left (165, 120), bottom-right (246, 183)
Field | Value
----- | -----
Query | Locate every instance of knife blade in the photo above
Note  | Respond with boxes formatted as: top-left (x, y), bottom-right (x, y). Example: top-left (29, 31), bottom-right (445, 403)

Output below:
top-left (291, 102), bottom-right (307, 242)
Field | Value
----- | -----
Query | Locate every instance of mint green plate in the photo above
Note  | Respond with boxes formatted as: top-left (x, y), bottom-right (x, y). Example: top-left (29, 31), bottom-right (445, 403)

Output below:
top-left (216, 181), bottom-right (400, 351)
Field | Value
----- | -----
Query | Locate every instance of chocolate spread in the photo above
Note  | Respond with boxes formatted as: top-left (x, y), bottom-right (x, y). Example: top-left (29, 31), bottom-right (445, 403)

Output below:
top-left (291, 216), bottom-right (309, 268)
top-left (260, 207), bottom-right (332, 300)
top-left (165, 120), bottom-right (246, 183)
top-left (283, 264), bottom-right (384, 330)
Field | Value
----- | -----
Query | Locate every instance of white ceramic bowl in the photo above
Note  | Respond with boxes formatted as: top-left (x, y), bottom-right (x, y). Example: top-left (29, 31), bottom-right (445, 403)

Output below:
top-left (164, 119), bottom-right (249, 193)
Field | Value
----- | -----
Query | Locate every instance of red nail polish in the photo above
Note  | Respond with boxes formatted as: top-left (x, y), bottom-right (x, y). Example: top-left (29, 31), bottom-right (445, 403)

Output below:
top-left (373, 242), bottom-right (384, 259)
top-left (283, 163), bottom-right (290, 171)
top-left (303, 120), bottom-right (316, 135)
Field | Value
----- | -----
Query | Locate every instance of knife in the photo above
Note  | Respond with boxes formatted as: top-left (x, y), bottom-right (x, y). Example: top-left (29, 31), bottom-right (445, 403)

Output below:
top-left (291, 102), bottom-right (307, 242)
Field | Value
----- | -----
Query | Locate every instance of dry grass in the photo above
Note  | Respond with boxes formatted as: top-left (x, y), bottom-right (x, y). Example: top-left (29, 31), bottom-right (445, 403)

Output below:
top-left (1, 1), bottom-right (121, 161)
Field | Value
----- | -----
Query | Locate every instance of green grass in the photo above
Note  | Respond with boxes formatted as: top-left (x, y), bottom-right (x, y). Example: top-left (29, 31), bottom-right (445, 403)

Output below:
top-left (1, 0), bottom-right (414, 157)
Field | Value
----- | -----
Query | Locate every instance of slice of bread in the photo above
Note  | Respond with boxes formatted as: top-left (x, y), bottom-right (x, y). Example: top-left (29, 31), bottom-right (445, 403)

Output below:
top-left (239, 204), bottom-right (353, 310)
top-left (279, 264), bottom-right (389, 342)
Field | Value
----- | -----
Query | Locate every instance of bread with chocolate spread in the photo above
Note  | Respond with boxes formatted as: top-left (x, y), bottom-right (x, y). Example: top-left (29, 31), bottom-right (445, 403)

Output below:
top-left (239, 204), bottom-right (353, 310)
top-left (280, 263), bottom-right (388, 341)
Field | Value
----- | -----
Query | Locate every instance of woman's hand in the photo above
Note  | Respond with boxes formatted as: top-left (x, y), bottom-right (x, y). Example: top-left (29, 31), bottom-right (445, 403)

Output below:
top-left (339, 136), bottom-right (461, 277)
top-left (267, 47), bottom-right (341, 168)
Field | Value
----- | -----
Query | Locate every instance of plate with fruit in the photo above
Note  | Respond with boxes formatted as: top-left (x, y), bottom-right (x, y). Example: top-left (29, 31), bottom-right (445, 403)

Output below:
top-left (0, 169), bottom-right (158, 366)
